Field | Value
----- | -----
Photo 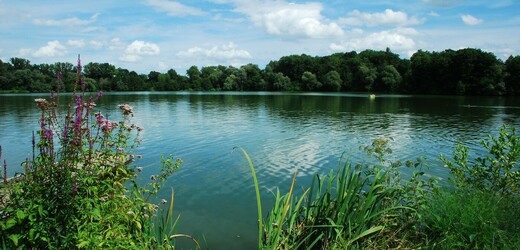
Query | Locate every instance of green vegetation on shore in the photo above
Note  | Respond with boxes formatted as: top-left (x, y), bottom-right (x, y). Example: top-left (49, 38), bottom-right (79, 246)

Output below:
top-left (1, 48), bottom-right (520, 95)
top-left (243, 127), bottom-right (520, 249)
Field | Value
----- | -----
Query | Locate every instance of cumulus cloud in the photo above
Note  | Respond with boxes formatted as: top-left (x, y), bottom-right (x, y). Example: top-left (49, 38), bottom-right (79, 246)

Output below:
top-left (146, 0), bottom-right (205, 16)
top-left (33, 13), bottom-right (99, 27)
top-left (177, 42), bottom-right (251, 60)
top-left (120, 40), bottom-right (160, 62)
top-left (340, 9), bottom-right (423, 27)
top-left (330, 28), bottom-right (417, 53)
top-left (234, 0), bottom-right (344, 39)
top-left (66, 39), bottom-right (85, 48)
top-left (33, 40), bottom-right (67, 57)
top-left (461, 14), bottom-right (483, 25)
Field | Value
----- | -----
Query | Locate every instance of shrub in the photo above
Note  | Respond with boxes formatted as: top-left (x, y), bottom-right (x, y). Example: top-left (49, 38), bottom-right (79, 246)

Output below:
top-left (440, 124), bottom-right (520, 196)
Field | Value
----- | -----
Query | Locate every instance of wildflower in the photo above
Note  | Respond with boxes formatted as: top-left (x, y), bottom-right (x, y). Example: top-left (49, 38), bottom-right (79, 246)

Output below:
top-left (100, 197), bottom-right (107, 202)
top-left (77, 55), bottom-right (82, 72)
top-left (81, 76), bottom-right (86, 92)
top-left (84, 102), bottom-right (96, 109)
top-left (118, 104), bottom-right (133, 115)
top-left (143, 214), bottom-right (149, 219)
top-left (35, 98), bottom-right (48, 110)
top-left (43, 129), bottom-right (53, 141)
top-left (161, 199), bottom-right (167, 204)
top-left (97, 90), bottom-right (103, 98)
top-left (127, 211), bottom-right (134, 215)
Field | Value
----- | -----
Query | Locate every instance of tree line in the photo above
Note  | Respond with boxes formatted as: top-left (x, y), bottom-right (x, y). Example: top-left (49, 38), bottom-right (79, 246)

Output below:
top-left (1, 48), bottom-right (519, 95)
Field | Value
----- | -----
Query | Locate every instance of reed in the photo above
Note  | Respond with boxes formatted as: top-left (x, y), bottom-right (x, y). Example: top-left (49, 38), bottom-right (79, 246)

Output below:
top-left (241, 147), bottom-right (411, 249)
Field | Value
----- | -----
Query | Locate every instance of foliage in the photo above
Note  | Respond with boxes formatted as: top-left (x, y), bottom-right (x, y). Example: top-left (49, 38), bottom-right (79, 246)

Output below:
top-left (0, 56), bottom-right (194, 249)
top-left (440, 124), bottom-right (520, 195)
top-left (424, 188), bottom-right (520, 249)
top-left (424, 124), bottom-right (520, 248)
top-left (241, 138), bottom-right (438, 249)
top-left (1, 48), bottom-right (518, 95)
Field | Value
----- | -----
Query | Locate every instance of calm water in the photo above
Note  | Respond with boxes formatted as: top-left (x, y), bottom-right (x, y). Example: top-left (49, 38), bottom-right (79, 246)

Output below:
top-left (1, 92), bottom-right (520, 249)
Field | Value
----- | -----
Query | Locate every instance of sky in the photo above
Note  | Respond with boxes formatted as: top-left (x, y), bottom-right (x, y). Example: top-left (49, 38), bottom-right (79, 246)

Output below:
top-left (0, 0), bottom-right (519, 74)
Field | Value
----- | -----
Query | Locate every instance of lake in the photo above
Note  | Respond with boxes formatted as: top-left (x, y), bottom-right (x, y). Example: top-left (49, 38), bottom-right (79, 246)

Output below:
top-left (1, 92), bottom-right (520, 249)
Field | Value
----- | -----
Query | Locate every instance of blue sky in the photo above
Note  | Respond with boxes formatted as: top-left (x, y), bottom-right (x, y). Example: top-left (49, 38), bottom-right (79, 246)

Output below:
top-left (0, 0), bottom-right (519, 74)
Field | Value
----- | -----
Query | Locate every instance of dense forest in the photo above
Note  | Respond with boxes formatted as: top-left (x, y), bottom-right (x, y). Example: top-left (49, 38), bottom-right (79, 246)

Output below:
top-left (1, 48), bottom-right (519, 95)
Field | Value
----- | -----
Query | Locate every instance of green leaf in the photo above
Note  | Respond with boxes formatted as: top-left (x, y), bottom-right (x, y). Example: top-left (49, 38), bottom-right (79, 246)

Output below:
top-left (16, 210), bottom-right (26, 220)
top-left (8, 234), bottom-right (20, 246)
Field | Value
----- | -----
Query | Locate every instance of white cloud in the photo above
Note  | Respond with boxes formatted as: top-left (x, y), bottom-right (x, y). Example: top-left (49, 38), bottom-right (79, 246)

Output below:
top-left (340, 9), bottom-right (423, 27)
top-left (330, 28), bottom-right (417, 54)
top-left (33, 40), bottom-right (67, 58)
top-left (120, 40), bottom-right (160, 62)
top-left (119, 54), bottom-right (141, 63)
top-left (146, 0), bottom-right (205, 16)
top-left (32, 13), bottom-right (99, 27)
top-left (234, 1), bottom-right (344, 39)
top-left (125, 40), bottom-right (160, 55)
top-left (18, 48), bottom-right (32, 57)
top-left (90, 40), bottom-right (103, 49)
top-left (461, 14), bottom-right (483, 25)
top-left (109, 38), bottom-right (126, 51)
top-left (66, 39), bottom-right (85, 48)
top-left (177, 42), bottom-right (251, 60)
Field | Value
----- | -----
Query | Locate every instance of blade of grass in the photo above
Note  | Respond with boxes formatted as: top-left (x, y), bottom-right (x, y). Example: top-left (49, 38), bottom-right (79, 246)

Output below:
top-left (237, 147), bottom-right (263, 250)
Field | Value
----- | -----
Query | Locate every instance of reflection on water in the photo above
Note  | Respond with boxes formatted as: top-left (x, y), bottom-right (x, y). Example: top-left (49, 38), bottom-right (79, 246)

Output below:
top-left (1, 92), bottom-right (520, 249)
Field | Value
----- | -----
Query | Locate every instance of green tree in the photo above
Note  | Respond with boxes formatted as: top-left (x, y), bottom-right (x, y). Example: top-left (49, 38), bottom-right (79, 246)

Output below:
top-left (301, 71), bottom-right (321, 91)
top-left (379, 65), bottom-right (402, 92)
top-left (10, 57), bottom-right (31, 70)
top-left (186, 65), bottom-right (202, 90)
top-left (322, 70), bottom-right (342, 91)
top-left (505, 55), bottom-right (520, 95)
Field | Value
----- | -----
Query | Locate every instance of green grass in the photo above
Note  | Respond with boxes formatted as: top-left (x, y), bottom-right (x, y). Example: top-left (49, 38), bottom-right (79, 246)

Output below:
top-left (241, 148), bottom-right (415, 249)
top-left (424, 188), bottom-right (520, 249)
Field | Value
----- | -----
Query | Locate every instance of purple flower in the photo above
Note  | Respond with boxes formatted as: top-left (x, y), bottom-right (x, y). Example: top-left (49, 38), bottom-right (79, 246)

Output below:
top-left (77, 55), bottom-right (82, 72)
top-left (40, 113), bottom-right (46, 129)
top-left (81, 77), bottom-right (85, 93)
top-left (43, 129), bottom-right (53, 141)
top-left (57, 71), bottom-right (62, 83)
top-left (97, 91), bottom-right (103, 98)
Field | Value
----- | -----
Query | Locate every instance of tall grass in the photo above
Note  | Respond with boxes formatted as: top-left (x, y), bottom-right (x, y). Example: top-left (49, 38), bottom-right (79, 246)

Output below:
top-left (240, 144), bottom-right (419, 249)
